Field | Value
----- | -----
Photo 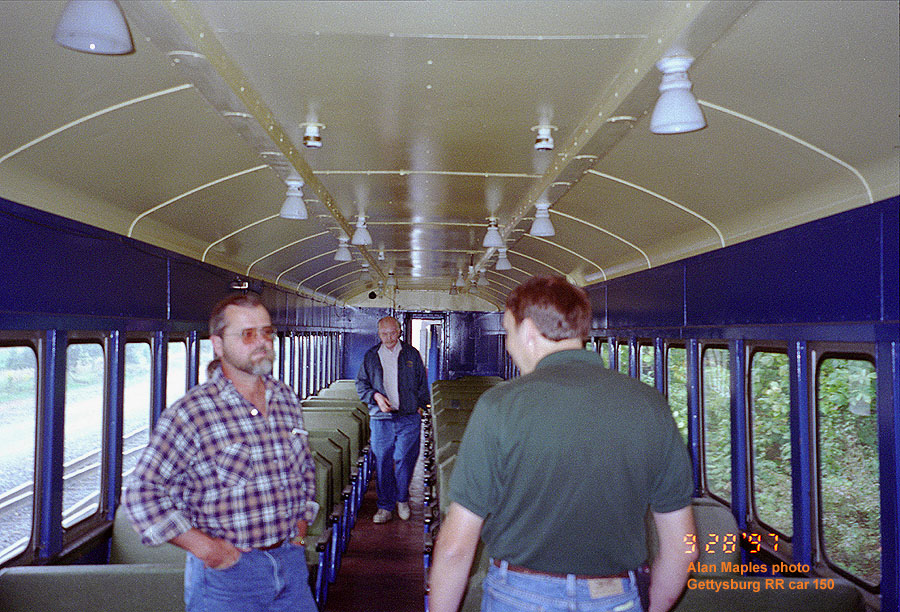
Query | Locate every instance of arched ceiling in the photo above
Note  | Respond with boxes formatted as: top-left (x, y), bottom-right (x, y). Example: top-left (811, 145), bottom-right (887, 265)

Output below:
top-left (1, 1), bottom-right (897, 310)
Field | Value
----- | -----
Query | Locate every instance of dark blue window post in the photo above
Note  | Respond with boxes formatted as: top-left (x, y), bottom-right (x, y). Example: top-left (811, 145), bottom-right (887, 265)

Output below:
top-left (106, 330), bottom-right (126, 517)
top-left (37, 330), bottom-right (66, 560)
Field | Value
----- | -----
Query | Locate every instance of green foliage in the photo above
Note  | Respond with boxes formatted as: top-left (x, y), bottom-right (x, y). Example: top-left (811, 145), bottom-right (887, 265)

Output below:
top-left (667, 347), bottom-right (688, 442)
top-left (703, 348), bottom-right (731, 499)
top-left (751, 351), bottom-right (793, 536)
top-left (640, 345), bottom-right (655, 386)
top-left (0, 347), bottom-right (37, 402)
top-left (818, 358), bottom-right (880, 585)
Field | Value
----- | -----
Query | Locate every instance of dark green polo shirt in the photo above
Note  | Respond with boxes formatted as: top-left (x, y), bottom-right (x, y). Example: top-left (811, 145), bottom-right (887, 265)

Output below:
top-left (449, 349), bottom-right (692, 576)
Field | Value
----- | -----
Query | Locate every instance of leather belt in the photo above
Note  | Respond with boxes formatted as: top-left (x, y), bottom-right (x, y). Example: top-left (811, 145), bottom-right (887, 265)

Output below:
top-left (256, 538), bottom-right (286, 551)
top-left (492, 558), bottom-right (631, 580)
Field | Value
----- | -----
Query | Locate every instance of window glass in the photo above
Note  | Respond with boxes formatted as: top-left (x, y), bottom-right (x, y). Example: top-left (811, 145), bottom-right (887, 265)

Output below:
top-left (271, 334), bottom-right (280, 381)
top-left (818, 357), bottom-right (879, 585)
top-left (639, 344), bottom-right (655, 386)
top-left (199, 339), bottom-right (214, 380)
top-left (750, 351), bottom-right (792, 536)
top-left (666, 346), bottom-right (688, 441)
top-left (703, 348), bottom-right (731, 499)
top-left (0, 345), bottom-right (37, 560)
top-left (63, 343), bottom-right (104, 527)
top-left (618, 343), bottom-right (629, 374)
top-left (599, 340), bottom-right (610, 368)
top-left (166, 341), bottom-right (186, 405)
top-left (123, 343), bottom-right (151, 478)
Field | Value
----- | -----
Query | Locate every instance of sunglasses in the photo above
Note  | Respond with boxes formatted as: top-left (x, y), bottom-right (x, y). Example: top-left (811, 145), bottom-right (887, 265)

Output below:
top-left (223, 325), bottom-right (276, 344)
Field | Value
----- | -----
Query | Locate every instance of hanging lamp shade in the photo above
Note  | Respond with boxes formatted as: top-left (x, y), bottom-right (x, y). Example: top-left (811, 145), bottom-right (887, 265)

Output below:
top-left (529, 202), bottom-right (555, 237)
top-left (650, 56), bottom-right (706, 134)
top-left (386, 272), bottom-right (397, 288)
top-left (279, 180), bottom-right (307, 219)
top-left (351, 215), bottom-right (372, 245)
top-left (454, 270), bottom-right (466, 288)
top-left (53, 0), bottom-right (134, 55)
top-left (334, 236), bottom-right (352, 261)
top-left (495, 248), bottom-right (512, 271)
top-left (482, 219), bottom-right (505, 248)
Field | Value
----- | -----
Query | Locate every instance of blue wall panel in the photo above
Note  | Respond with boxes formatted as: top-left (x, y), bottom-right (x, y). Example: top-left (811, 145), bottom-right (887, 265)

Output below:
top-left (169, 257), bottom-right (235, 324)
top-left (340, 307), bottom-right (391, 380)
top-left (605, 262), bottom-right (685, 329)
top-left (686, 202), bottom-right (884, 325)
top-left (882, 199), bottom-right (899, 322)
top-left (0, 198), bottom-right (169, 321)
top-left (589, 198), bottom-right (898, 331)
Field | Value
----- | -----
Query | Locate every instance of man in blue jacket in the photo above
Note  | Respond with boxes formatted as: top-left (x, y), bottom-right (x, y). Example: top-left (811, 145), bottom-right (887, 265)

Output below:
top-left (356, 316), bottom-right (430, 523)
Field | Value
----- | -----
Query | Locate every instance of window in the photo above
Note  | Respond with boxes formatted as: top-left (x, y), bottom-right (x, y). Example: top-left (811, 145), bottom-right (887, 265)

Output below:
top-left (817, 356), bottom-right (879, 586)
top-left (702, 347), bottom-right (731, 500)
top-left (599, 340), bottom-right (610, 368)
top-left (666, 345), bottom-right (688, 441)
top-left (271, 334), bottom-right (279, 381)
top-left (123, 342), bottom-right (151, 478)
top-left (750, 350), bottom-right (792, 536)
top-left (639, 343), bottom-right (655, 386)
top-left (199, 338), bottom-right (214, 380)
top-left (0, 345), bottom-right (38, 560)
top-left (166, 340), bottom-right (186, 406)
top-left (63, 342), bottom-right (104, 527)
top-left (618, 342), bottom-right (629, 374)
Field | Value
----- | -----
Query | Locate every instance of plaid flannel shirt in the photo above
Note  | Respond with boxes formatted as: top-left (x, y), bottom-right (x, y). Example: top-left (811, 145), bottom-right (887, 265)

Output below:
top-left (123, 367), bottom-right (316, 549)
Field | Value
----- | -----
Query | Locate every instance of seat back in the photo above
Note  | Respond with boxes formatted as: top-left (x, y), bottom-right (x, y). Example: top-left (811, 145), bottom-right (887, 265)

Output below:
top-left (109, 508), bottom-right (185, 565)
top-left (645, 498), bottom-right (740, 567)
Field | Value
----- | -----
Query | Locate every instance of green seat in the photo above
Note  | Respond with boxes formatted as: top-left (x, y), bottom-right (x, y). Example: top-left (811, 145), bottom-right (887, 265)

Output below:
top-left (109, 508), bottom-right (185, 565)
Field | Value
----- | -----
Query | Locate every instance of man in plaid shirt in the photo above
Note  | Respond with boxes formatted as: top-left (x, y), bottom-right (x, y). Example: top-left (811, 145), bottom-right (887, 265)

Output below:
top-left (123, 293), bottom-right (318, 612)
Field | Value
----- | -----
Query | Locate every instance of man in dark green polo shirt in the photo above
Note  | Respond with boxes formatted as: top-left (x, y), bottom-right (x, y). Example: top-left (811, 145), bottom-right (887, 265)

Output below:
top-left (429, 276), bottom-right (696, 612)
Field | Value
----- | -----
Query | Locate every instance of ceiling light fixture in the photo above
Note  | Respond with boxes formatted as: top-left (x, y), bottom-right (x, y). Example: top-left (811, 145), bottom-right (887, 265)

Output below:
top-left (455, 270), bottom-right (466, 288)
top-left (650, 55), bottom-right (706, 134)
top-left (482, 218), bottom-right (505, 248)
top-left (386, 271), bottom-right (397, 289)
top-left (529, 202), bottom-right (555, 236)
top-left (53, 0), bottom-right (134, 55)
top-left (334, 235), bottom-right (352, 261)
top-left (477, 272), bottom-right (489, 288)
top-left (531, 124), bottom-right (557, 151)
top-left (279, 179), bottom-right (308, 219)
top-left (351, 214), bottom-right (372, 245)
top-left (360, 262), bottom-right (373, 281)
top-left (495, 248), bottom-right (512, 271)
top-left (300, 122), bottom-right (324, 148)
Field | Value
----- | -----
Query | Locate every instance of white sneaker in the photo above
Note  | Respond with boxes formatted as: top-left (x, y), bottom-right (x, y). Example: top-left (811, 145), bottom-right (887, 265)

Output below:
top-left (397, 502), bottom-right (410, 520)
top-left (373, 509), bottom-right (392, 523)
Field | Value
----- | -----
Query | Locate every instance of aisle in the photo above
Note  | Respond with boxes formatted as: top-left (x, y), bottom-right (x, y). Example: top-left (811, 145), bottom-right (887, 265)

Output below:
top-left (323, 442), bottom-right (426, 612)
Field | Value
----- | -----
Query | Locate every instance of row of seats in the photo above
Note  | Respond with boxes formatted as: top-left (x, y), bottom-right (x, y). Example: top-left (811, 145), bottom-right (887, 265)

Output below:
top-left (0, 379), bottom-right (372, 612)
top-left (420, 376), bottom-right (865, 612)
top-left (301, 378), bottom-right (374, 608)
top-left (422, 376), bottom-right (502, 612)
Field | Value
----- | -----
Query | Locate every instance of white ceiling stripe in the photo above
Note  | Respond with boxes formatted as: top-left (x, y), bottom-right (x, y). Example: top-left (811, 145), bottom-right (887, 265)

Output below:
top-left (202, 214), bottom-right (279, 262)
top-left (522, 234), bottom-right (605, 276)
top-left (699, 99), bottom-right (873, 203)
top-left (0, 84), bottom-right (193, 165)
top-left (128, 164), bottom-right (269, 237)
top-left (247, 231), bottom-right (330, 276)
top-left (587, 170), bottom-right (725, 247)
top-left (550, 209), bottom-right (651, 269)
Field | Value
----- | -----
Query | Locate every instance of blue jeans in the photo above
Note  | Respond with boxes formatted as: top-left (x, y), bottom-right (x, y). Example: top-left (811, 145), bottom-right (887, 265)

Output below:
top-left (369, 413), bottom-right (421, 511)
top-left (184, 541), bottom-right (317, 612)
top-left (481, 560), bottom-right (642, 612)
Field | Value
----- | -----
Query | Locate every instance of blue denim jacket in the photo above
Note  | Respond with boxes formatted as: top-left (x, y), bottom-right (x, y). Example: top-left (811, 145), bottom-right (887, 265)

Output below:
top-left (355, 342), bottom-right (429, 419)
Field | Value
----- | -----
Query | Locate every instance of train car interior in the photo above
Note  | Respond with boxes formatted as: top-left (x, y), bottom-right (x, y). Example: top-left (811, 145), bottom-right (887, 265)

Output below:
top-left (0, 2), bottom-right (897, 611)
